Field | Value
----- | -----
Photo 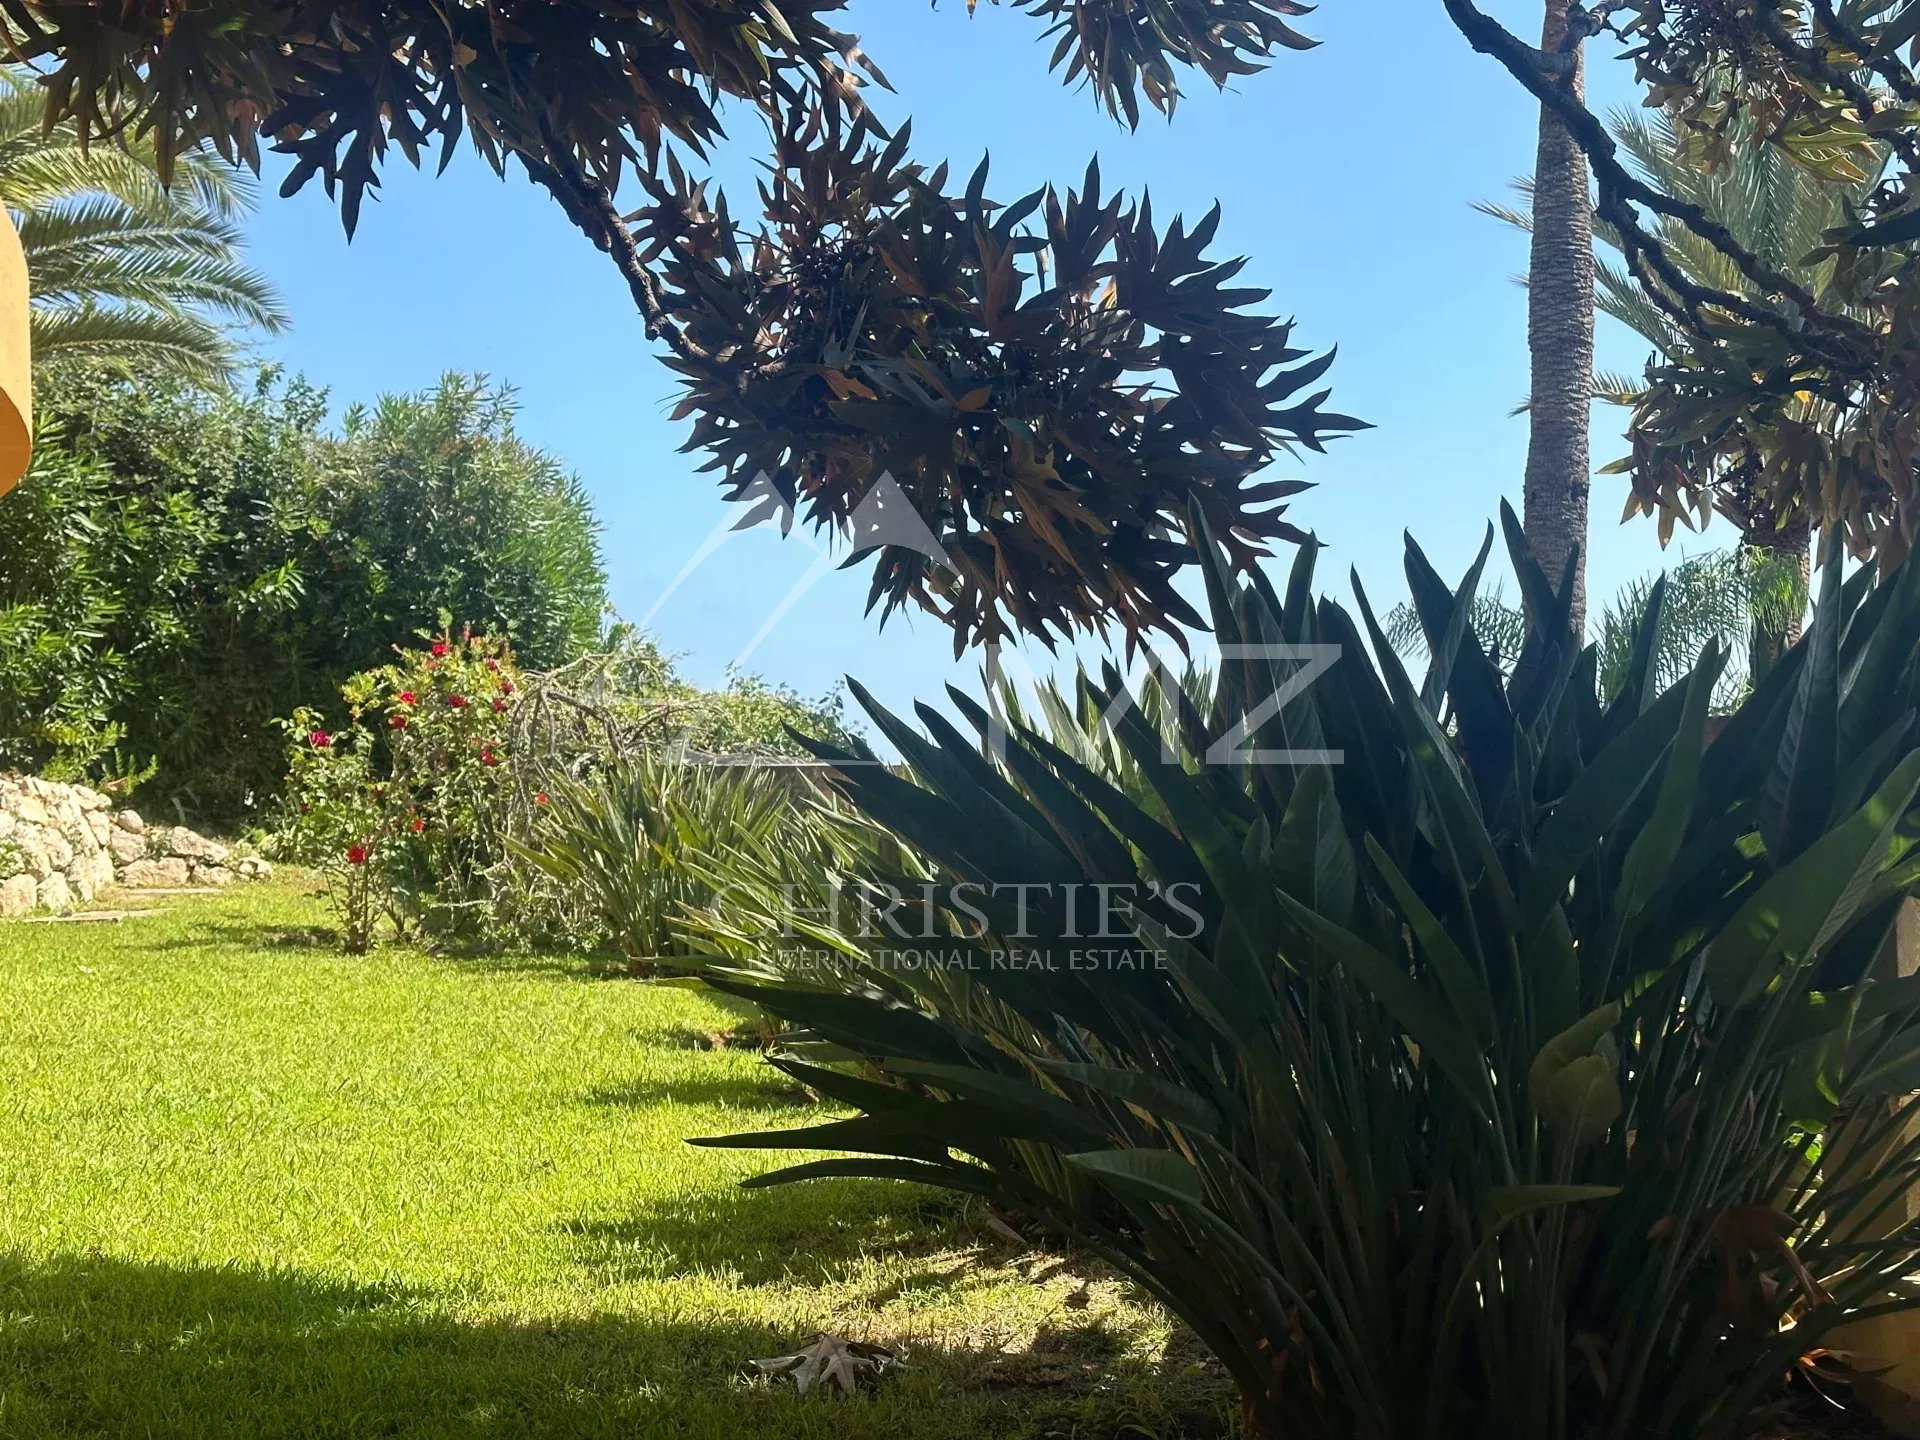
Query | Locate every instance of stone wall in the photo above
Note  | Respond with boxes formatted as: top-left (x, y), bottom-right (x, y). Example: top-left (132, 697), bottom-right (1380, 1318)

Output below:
top-left (0, 775), bottom-right (269, 916)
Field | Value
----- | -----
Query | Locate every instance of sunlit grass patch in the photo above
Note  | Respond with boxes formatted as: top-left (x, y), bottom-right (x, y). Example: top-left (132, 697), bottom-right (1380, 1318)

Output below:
top-left (0, 879), bottom-right (1229, 1439)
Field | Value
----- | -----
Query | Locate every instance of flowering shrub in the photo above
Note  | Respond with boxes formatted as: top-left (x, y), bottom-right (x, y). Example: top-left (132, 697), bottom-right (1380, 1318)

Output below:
top-left (281, 628), bottom-right (528, 947)
top-left (276, 623), bottom-right (863, 954)
top-left (278, 720), bottom-right (387, 951)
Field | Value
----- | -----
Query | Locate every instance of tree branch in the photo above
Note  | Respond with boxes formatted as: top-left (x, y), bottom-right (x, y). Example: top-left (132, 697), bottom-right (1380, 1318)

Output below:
top-left (1564, 0), bottom-right (1631, 50)
top-left (1440, 0), bottom-right (1879, 370)
top-left (512, 125), bottom-right (721, 373)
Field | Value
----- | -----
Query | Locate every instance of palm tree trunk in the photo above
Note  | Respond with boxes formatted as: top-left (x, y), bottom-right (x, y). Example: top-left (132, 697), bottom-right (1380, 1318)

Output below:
top-left (1523, 0), bottom-right (1596, 638)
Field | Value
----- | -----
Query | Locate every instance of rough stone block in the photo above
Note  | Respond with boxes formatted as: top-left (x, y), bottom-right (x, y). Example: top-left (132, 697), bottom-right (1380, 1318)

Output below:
top-left (35, 872), bottom-right (71, 912)
top-left (168, 827), bottom-right (229, 864)
top-left (0, 873), bottom-right (34, 917)
top-left (120, 857), bottom-right (191, 889)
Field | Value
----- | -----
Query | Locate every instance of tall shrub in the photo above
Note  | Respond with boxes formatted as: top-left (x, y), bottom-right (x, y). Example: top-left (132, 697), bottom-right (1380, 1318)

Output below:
top-left (690, 507), bottom-right (1920, 1440)
top-left (0, 370), bottom-right (608, 817)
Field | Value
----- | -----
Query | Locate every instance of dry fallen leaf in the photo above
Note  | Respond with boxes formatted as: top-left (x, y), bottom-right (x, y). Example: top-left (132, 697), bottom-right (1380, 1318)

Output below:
top-left (750, 1333), bottom-right (901, 1395)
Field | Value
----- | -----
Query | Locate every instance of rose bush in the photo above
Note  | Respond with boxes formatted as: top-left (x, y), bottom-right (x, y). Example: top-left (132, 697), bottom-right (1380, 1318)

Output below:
top-left (281, 628), bottom-right (530, 947)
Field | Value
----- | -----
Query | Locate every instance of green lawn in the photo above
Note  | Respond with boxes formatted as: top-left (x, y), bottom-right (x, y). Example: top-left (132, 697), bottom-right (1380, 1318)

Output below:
top-left (0, 878), bottom-right (1228, 1439)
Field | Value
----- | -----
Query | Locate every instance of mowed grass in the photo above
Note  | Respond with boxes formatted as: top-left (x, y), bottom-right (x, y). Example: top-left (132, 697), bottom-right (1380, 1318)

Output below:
top-left (0, 878), bottom-right (1229, 1439)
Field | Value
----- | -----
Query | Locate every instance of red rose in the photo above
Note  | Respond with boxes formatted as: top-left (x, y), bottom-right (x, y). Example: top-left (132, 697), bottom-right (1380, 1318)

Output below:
top-left (409, 817), bottom-right (425, 834)
top-left (448, 694), bottom-right (469, 709)
top-left (346, 843), bottom-right (368, 866)
top-left (534, 792), bottom-right (550, 806)
top-left (485, 659), bottom-right (499, 672)
top-left (389, 714), bottom-right (408, 730)
top-left (480, 746), bottom-right (497, 766)
top-left (309, 730), bottom-right (331, 749)
top-left (491, 698), bottom-right (508, 713)
top-left (498, 679), bottom-right (515, 695)
top-left (397, 691), bottom-right (416, 706)
top-left (430, 640), bottom-right (449, 658)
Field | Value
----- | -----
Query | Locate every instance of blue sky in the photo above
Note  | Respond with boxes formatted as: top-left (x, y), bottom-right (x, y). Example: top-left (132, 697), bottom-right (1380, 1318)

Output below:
top-left (240, 0), bottom-right (1708, 726)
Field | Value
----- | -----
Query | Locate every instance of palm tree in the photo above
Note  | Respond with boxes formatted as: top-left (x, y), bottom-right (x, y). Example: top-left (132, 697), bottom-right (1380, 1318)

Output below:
top-left (0, 72), bottom-right (286, 388)
top-left (1483, 103), bottom-right (1882, 673)
top-left (1522, 0), bottom-right (1597, 641)
top-left (1385, 546), bottom-right (1806, 710)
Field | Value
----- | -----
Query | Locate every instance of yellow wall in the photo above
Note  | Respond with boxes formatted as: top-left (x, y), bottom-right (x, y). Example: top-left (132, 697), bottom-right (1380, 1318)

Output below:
top-left (0, 205), bottom-right (30, 495)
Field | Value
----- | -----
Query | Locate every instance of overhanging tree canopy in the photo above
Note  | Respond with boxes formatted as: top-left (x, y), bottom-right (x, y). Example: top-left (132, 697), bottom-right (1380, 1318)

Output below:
top-left (0, 0), bottom-right (1354, 651)
top-left (24, 0), bottom-right (1919, 622)
top-left (1441, 0), bottom-right (1920, 573)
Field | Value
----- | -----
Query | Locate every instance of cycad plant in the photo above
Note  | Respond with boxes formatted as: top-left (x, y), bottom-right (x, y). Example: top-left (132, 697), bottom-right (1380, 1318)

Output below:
top-left (687, 506), bottom-right (1920, 1440)
top-left (0, 72), bottom-right (285, 386)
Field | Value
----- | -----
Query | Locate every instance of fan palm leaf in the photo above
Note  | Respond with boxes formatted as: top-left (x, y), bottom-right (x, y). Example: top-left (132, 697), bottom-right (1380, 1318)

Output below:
top-left (0, 71), bottom-right (285, 388)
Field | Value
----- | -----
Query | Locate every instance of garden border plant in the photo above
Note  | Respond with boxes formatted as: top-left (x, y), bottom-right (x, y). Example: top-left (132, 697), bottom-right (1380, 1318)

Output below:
top-left (279, 625), bottom-right (860, 956)
top-left (681, 506), bottom-right (1920, 1440)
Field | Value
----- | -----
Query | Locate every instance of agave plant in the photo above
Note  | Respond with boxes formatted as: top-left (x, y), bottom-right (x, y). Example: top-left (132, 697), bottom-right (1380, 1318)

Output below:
top-left (685, 506), bottom-right (1920, 1440)
top-left (513, 748), bottom-right (802, 962)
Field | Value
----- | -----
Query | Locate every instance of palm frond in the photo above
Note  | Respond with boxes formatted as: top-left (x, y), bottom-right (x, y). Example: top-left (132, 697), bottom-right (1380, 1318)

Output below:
top-left (29, 303), bottom-right (239, 390)
top-left (1593, 368), bottom-right (1644, 406)
top-left (0, 66), bottom-right (281, 387)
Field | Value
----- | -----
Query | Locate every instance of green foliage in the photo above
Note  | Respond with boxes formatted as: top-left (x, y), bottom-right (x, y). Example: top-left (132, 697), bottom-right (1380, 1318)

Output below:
top-left (0, 445), bottom-right (129, 777)
top-left (1386, 547), bottom-right (1810, 707)
top-left (687, 508), bottom-right (1920, 1440)
top-left (980, 0), bottom-right (1321, 126)
top-left (1479, 102), bottom-right (1886, 556)
top-left (1574, 5), bottom-right (1920, 571)
top-left (326, 377), bottom-right (608, 670)
top-left (0, 370), bottom-right (607, 817)
top-left (575, 626), bottom-right (858, 757)
top-left (280, 631), bottom-right (524, 948)
top-left (275, 628), bottom-right (860, 954)
top-left (636, 135), bottom-right (1359, 650)
top-left (7, 0), bottom-right (1347, 651)
top-left (6, 1), bottom-right (1317, 230)
top-left (514, 750), bottom-right (811, 962)
top-left (0, 69), bottom-right (286, 388)
top-left (1586, 547), bottom-right (1807, 703)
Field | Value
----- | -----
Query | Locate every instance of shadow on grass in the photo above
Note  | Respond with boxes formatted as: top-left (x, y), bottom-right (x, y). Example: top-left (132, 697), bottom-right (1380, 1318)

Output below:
top-left (124, 919), bottom-right (698, 988)
top-left (562, 1179), bottom-right (977, 1290)
top-left (581, 1072), bottom-right (810, 1111)
top-left (0, 1250), bottom-right (1233, 1440)
top-left (129, 920), bottom-right (342, 954)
